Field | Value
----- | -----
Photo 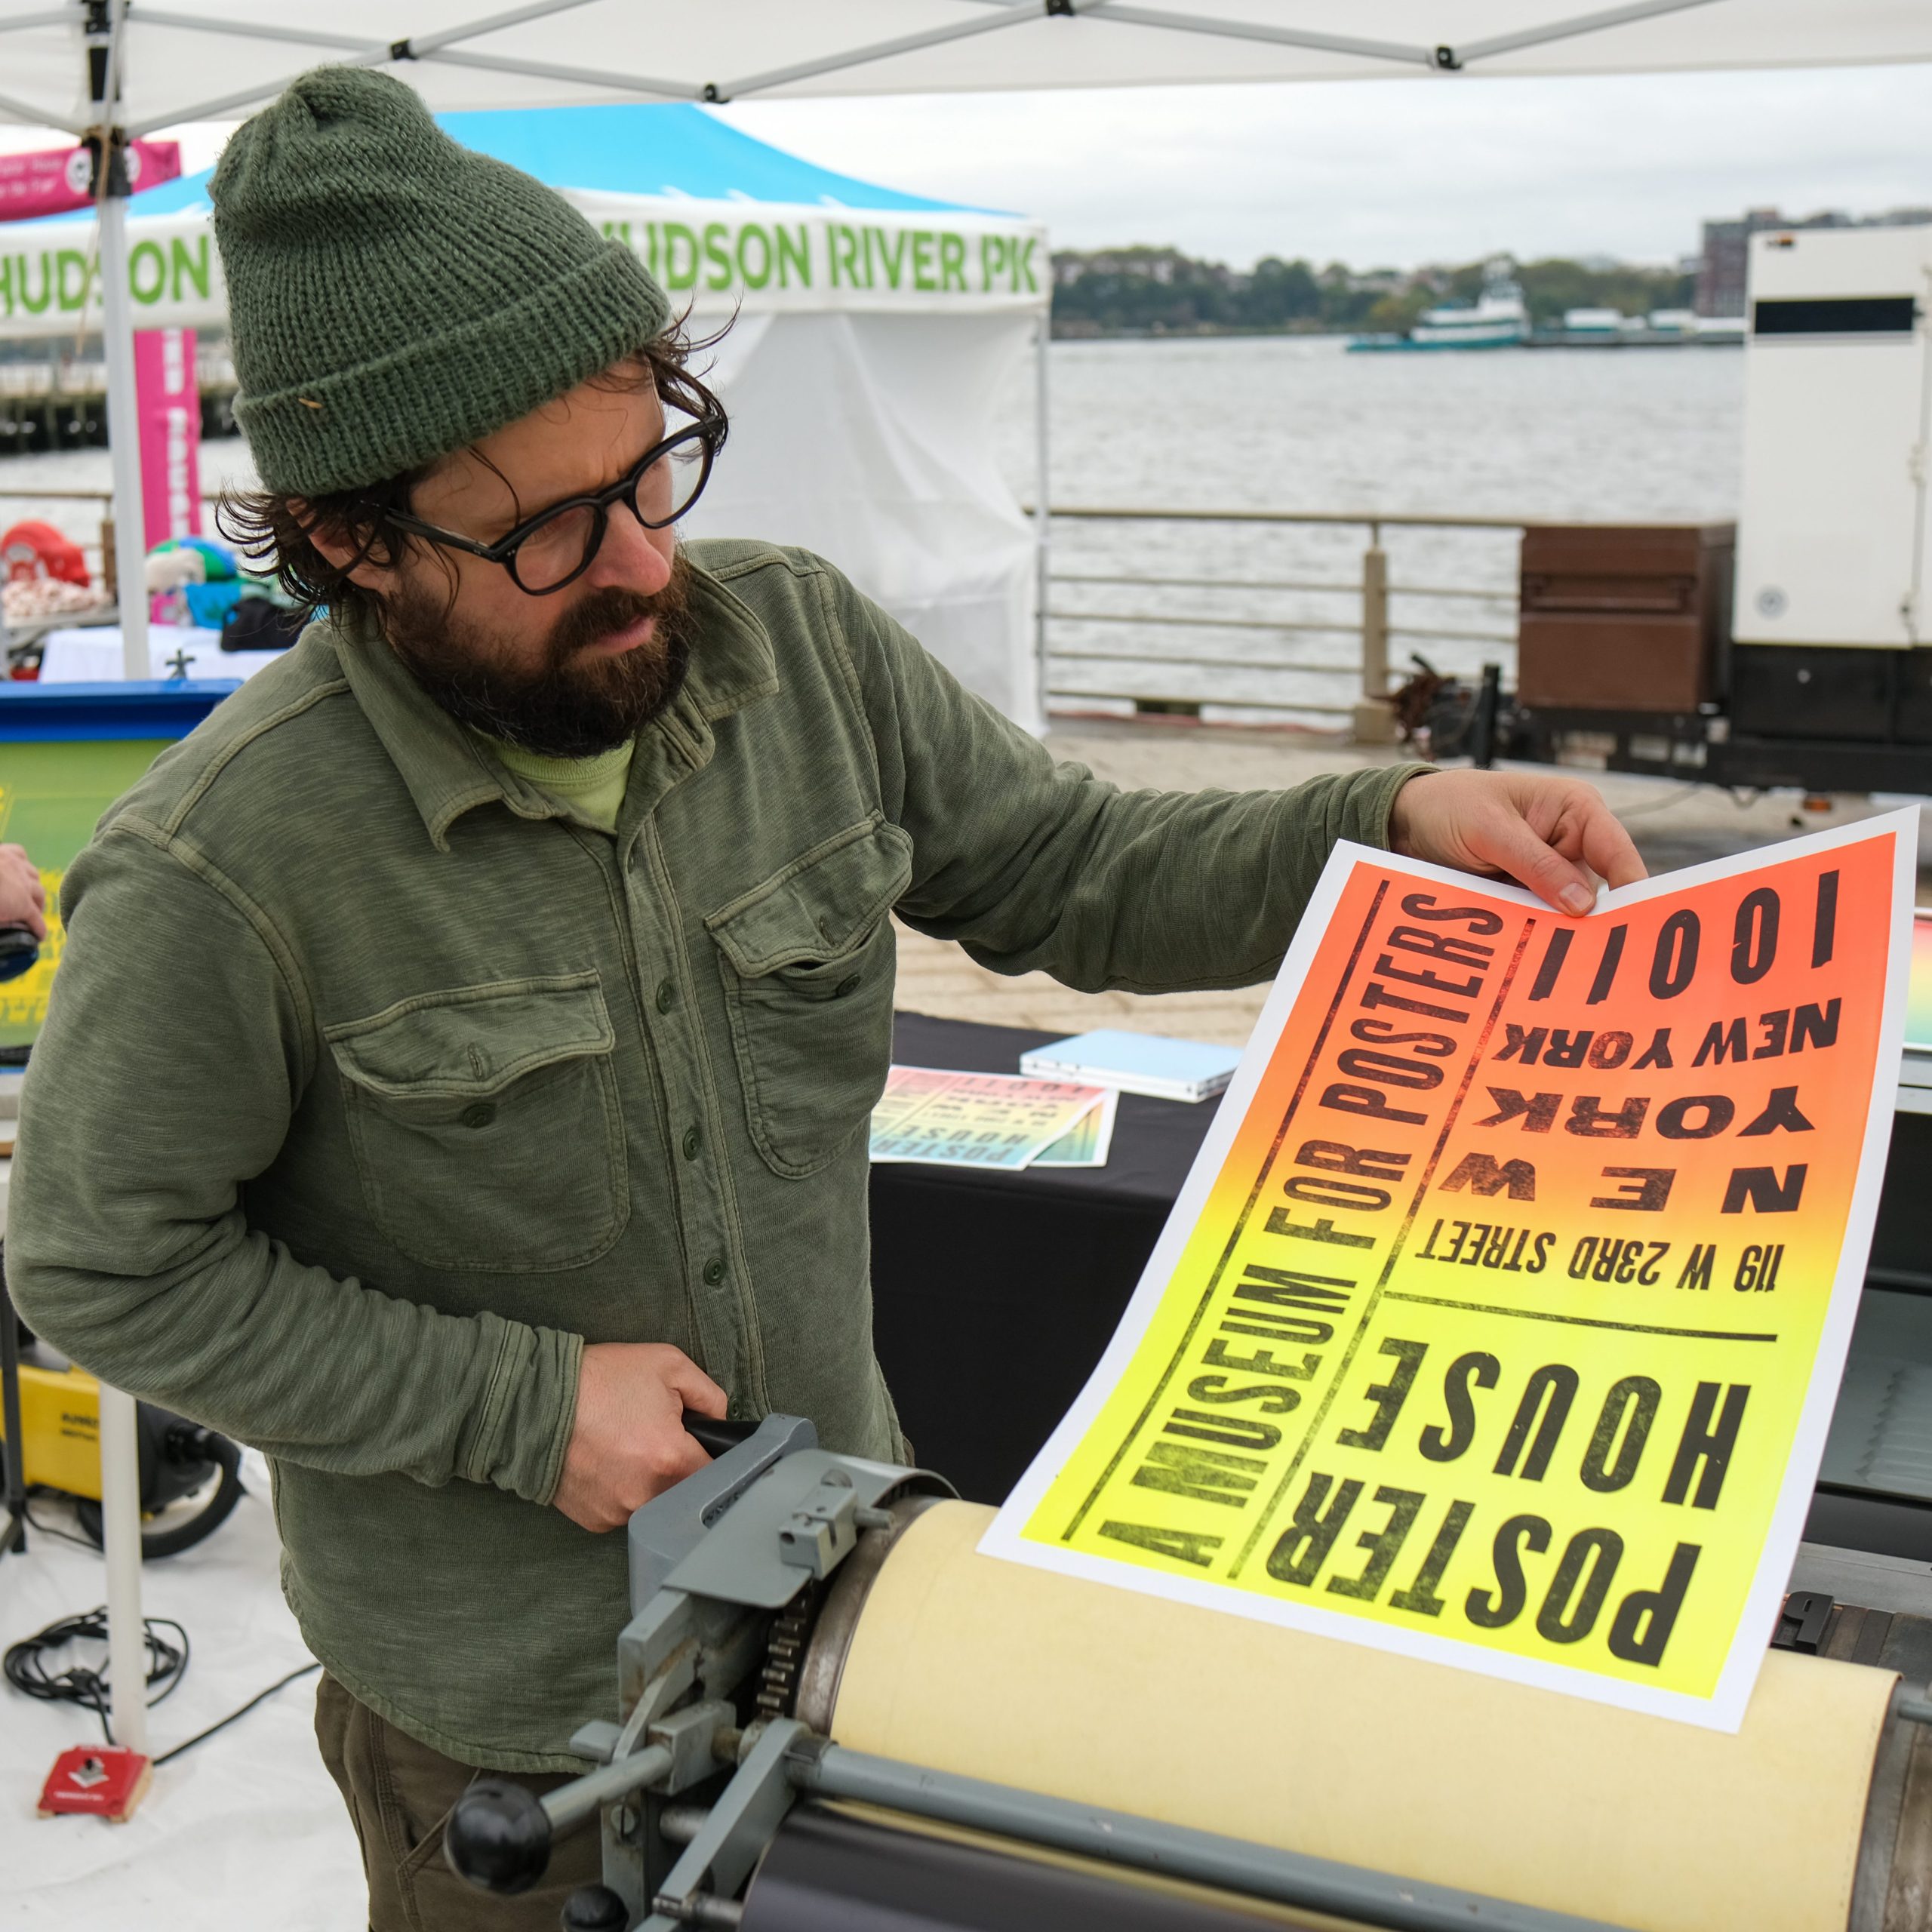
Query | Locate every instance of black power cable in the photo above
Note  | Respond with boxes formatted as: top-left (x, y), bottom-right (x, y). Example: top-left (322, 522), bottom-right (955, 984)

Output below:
top-left (4, 1605), bottom-right (189, 1743)
top-left (151, 1660), bottom-right (320, 1767)
top-left (3, 1604), bottom-right (319, 1764)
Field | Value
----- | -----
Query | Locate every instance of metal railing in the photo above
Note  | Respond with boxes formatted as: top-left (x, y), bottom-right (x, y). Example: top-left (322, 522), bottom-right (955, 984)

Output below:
top-left (4, 485), bottom-right (1527, 743)
top-left (1039, 506), bottom-right (1527, 741)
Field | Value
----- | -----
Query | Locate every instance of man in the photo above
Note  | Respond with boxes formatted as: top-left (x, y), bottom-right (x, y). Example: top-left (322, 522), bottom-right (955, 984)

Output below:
top-left (8, 68), bottom-right (1642, 1930)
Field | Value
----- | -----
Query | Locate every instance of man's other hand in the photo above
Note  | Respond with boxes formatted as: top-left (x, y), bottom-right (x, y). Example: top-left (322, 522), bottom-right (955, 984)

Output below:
top-left (1389, 768), bottom-right (1645, 916)
top-left (0, 844), bottom-right (48, 940)
top-left (552, 1342), bottom-right (728, 1532)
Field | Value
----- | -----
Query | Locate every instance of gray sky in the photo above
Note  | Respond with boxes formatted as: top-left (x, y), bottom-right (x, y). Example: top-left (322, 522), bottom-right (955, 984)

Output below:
top-left (3, 63), bottom-right (1926, 273)
top-left (721, 63), bottom-right (1932, 270)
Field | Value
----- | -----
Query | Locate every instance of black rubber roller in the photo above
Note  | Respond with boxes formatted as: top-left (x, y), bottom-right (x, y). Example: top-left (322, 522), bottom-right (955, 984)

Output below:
top-left (444, 1777), bottom-right (553, 1894)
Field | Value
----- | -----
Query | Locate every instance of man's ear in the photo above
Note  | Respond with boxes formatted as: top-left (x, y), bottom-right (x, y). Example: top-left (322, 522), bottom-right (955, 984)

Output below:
top-left (295, 499), bottom-right (393, 592)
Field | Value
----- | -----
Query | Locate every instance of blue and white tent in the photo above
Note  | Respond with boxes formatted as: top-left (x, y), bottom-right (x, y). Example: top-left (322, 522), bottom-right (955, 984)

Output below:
top-left (4, 106), bottom-right (1050, 725)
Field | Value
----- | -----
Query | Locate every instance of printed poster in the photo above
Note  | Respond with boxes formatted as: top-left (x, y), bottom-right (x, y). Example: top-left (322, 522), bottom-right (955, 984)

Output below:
top-left (1905, 909), bottom-right (1932, 1054)
top-left (869, 1066), bottom-right (1108, 1171)
top-left (985, 814), bottom-right (1915, 1728)
top-left (1034, 1084), bottom-right (1121, 1168)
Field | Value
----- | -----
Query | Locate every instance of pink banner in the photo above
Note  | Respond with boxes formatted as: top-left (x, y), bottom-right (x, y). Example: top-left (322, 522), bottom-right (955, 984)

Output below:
top-left (0, 140), bottom-right (182, 223)
top-left (134, 328), bottom-right (202, 552)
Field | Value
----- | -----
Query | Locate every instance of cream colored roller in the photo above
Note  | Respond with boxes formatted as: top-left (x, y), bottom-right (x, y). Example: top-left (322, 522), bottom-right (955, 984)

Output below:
top-left (827, 1501), bottom-right (1899, 1932)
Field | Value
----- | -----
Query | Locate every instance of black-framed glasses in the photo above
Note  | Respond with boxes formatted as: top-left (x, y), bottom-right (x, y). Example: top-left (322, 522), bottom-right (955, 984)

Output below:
top-left (386, 414), bottom-right (724, 596)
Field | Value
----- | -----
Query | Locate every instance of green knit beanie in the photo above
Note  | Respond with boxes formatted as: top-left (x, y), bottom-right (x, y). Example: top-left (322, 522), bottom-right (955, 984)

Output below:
top-left (211, 66), bottom-right (669, 497)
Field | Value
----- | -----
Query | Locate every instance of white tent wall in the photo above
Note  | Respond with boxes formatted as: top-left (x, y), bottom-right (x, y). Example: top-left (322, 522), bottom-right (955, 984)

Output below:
top-left (685, 309), bottom-right (1041, 730)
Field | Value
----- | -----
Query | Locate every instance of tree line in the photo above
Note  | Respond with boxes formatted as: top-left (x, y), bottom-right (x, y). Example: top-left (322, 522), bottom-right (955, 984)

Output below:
top-left (1050, 247), bottom-right (1695, 337)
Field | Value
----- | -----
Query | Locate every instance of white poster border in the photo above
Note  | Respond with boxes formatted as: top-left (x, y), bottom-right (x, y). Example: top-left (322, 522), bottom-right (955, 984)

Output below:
top-left (980, 809), bottom-right (1918, 1731)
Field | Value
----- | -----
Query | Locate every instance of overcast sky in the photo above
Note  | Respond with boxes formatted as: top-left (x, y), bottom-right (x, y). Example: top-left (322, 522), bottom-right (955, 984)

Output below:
top-left (4, 63), bottom-right (1927, 272)
top-left (721, 63), bottom-right (1932, 269)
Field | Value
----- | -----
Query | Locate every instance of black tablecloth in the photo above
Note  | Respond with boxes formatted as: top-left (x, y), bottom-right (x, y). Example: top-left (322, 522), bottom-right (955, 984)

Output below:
top-left (867, 1012), bottom-right (1214, 1503)
top-left (872, 1011), bottom-right (1932, 1561)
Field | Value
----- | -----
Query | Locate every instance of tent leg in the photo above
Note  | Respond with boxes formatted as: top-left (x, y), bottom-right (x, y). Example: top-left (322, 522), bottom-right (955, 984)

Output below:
top-left (97, 1380), bottom-right (149, 1755)
top-left (1031, 308), bottom-right (1051, 737)
top-left (97, 194), bottom-right (150, 684)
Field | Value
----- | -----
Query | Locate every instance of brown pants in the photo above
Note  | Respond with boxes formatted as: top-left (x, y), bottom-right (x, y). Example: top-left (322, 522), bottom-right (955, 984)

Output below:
top-left (315, 1672), bottom-right (605, 1932)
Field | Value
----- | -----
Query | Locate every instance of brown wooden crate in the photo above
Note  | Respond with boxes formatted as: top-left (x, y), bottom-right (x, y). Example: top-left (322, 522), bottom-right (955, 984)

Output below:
top-left (1520, 523), bottom-right (1733, 586)
top-left (1518, 614), bottom-right (1713, 712)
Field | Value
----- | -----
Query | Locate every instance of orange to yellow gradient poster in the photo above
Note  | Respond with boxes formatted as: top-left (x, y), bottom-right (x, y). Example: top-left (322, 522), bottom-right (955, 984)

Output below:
top-left (984, 812), bottom-right (1916, 1729)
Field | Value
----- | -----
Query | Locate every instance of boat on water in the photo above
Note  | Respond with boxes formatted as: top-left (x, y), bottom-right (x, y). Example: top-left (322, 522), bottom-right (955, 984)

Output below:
top-left (1349, 265), bottom-right (1528, 353)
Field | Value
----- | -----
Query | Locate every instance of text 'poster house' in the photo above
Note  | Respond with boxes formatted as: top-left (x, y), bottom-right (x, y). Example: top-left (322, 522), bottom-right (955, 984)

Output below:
top-left (987, 814), bottom-right (1915, 1728)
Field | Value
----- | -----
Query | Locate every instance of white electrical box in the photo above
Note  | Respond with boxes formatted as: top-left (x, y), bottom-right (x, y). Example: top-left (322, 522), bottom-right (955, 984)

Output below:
top-left (1734, 226), bottom-right (1932, 650)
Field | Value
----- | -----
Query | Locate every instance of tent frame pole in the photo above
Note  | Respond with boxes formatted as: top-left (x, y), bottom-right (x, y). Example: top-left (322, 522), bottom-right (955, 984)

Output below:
top-left (1084, 4), bottom-right (1436, 69)
top-left (80, 0), bottom-right (152, 1755)
top-left (98, 192), bottom-right (150, 682)
top-left (85, 0), bottom-right (149, 681)
top-left (1454, 0), bottom-right (1722, 65)
top-left (1032, 306), bottom-right (1051, 737)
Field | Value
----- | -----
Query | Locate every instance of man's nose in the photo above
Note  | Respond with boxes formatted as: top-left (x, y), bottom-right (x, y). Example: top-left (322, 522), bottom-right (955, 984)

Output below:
top-left (585, 506), bottom-right (673, 595)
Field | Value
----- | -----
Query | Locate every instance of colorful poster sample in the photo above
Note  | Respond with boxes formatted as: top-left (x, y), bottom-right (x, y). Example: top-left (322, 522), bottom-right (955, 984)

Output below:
top-left (1905, 909), bottom-right (1932, 1054)
top-left (1033, 1085), bottom-right (1121, 1168)
top-left (986, 817), bottom-right (1915, 1728)
top-left (869, 1066), bottom-right (1109, 1171)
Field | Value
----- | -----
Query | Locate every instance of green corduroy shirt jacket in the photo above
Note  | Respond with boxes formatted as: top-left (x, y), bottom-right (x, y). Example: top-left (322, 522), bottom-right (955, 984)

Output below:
top-left (8, 540), bottom-right (1421, 1767)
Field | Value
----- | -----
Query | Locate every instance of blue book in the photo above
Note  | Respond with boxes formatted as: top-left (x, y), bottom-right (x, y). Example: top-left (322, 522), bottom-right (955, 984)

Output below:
top-left (1019, 1028), bottom-right (1241, 1103)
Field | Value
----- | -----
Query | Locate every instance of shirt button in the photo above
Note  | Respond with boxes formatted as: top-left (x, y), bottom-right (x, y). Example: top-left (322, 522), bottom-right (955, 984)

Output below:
top-left (656, 979), bottom-right (675, 1014)
top-left (682, 1125), bottom-right (701, 1161)
top-left (834, 974), bottom-right (862, 998)
top-left (703, 1257), bottom-right (724, 1286)
top-left (461, 1102), bottom-right (496, 1130)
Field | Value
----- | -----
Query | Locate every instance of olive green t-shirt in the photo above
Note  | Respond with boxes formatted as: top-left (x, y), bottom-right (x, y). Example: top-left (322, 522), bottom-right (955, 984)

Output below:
top-left (476, 734), bottom-right (635, 835)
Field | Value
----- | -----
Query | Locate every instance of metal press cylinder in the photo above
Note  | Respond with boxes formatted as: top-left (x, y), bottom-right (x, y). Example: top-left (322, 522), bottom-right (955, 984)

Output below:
top-left (795, 1499), bottom-right (1932, 1932)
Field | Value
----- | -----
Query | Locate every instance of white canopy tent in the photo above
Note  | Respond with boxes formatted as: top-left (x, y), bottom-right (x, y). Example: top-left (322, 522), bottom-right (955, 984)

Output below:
top-left (3, 1), bottom-right (1930, 126)
top-left (2, 0), bottom-right (1927, 1771)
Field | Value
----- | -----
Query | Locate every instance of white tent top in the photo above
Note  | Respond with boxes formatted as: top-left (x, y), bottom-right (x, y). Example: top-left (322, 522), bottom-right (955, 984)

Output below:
top-left (2, 0), bottom-right (1929, 139)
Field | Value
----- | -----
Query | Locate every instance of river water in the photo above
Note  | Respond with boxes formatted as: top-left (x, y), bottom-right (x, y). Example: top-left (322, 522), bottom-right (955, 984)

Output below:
top-left (4, 334), bottom-right (1744, 721)
top-left (1010, 334), bottom-right (1744, 722)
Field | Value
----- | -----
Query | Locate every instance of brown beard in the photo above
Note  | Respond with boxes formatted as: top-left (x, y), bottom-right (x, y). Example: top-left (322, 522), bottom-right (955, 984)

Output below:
top-left (381, 553), bottom-right (696, 758)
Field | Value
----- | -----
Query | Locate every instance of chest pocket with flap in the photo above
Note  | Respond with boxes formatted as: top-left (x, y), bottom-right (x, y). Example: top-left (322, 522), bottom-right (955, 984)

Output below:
top-left (326, 972), bottom-right (626, 1272)
top-left (707, 817), bottom-right (912, 1179)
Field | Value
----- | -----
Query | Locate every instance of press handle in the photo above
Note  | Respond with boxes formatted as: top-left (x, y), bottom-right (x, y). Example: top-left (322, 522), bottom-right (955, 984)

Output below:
top-left (683, 1411), bottom-right (760, 1457)
top-left (0, 923), bottom-right (38, 985)
top-left (443, 1777), bottom-right (552, 1895)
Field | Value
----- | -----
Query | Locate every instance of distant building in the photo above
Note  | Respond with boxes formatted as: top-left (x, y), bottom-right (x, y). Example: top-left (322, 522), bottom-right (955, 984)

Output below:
top-left (1051, 247), bottom-right (1229, 289)
top-left (1696, 205), bottom-right (1932, 315)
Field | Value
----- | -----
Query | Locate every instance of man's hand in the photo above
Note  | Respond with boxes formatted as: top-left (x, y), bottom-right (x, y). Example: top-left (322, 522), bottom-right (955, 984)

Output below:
top-left (552, 1342), bottom-right (728, 1532)
top-left (0, 844), bottom-right (47, 940)
top-left (1389, 768), bottom-right (1644, 915)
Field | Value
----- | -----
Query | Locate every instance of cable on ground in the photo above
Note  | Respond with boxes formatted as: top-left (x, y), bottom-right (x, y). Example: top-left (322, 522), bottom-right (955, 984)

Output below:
top-left (3, 1604), bottom-right (318, 1763)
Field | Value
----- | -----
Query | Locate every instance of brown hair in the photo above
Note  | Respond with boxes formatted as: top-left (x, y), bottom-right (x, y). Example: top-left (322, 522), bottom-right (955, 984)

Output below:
top-left (217, 320), bottom-right (728, 629)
